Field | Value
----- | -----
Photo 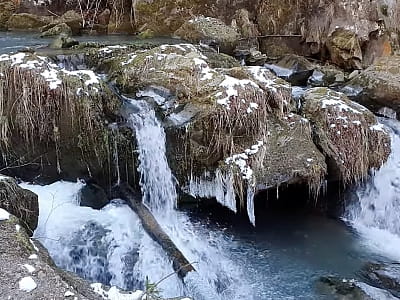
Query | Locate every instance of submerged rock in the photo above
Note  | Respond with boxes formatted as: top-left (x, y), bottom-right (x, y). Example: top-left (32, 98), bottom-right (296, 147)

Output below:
top-left (79, 183), bottom-right (109, 210)
top-left (174, 16), bottom-right (241, 54)
top-left (317, 276), bottom-right (398, 300)
top-left (361, 263), bottom-right (400, 298)
top-left (302, 87), bottom-right (391, 184)
top-left (344, 56), bottom-right (400, 117)
top-left (49, 33), bottom-right (79, 49)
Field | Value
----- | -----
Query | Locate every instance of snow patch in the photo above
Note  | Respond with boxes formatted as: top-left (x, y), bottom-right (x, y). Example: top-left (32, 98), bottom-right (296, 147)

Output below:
top-left (0, 208), bottom-right (10, 221)
top-left (19, 276), bottom-right (37, 292)
top-left (216, 75), bottom-right (260, 108)
top-left (28, 254), bottom-right (38, 260)
top-left (23, 264), bottom-right (35, 273)
top-left (225, 140), bottom-right (264, 180)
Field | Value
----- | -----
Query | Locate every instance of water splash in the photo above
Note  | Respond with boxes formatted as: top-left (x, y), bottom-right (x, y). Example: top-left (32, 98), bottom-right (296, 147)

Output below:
top-left (346, 118), bottom-right (400, 261)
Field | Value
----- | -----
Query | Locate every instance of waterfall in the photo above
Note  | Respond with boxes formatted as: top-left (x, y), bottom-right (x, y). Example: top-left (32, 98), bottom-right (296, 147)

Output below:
top-left (126, 99), bottom-right (177, 213)
top-left (124, 96), bottom-right (251, 299)
top-left (346, 118), bottom-right (400, 261)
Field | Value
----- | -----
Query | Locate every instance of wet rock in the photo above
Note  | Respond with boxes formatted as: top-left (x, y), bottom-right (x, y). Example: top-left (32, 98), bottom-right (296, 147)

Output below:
top-left (41, 10), bottom-right (82, 36)
top-left (308, 64), bottom-right (346, 87)
top-left (302, 87), bottom-right (391, 184)
top-left (317, 276), bottom-right (398, 300)
top-left (361, 262), bottom-right (400, 298)
top-left (0, 211), bottom-right (102, 299)
top-left (256, 115), bottom-right (327, 192)
top-left (49, 33), bottom-right (79, 49)
top-left (79, 183), bottom-right (109, 210)
top-left (326, 28), bottom-right (363, 70)
top-left (266, 54), bottom-right (315, 86)
top-left (138, 28), bottom-right (155, 39)
top-left (0, 1), bottom-right (16, 30)
top-left (0, 176), bottom-right (38, 234)
top-left (41, 23), bottom-right (72, 37)
top-left (174, 16), bottom-right (241, 54)
top-left (344, 56), bottom-right (400, 117)
top-left (6, 13), bottom-right (53, 31)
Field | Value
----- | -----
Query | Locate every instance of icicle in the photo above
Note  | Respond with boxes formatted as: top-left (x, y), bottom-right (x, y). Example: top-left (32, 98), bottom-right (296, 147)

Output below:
top-left (188, 169), bottom-right (237, 213)
top-left (247, 186), bottom-right (256, 226)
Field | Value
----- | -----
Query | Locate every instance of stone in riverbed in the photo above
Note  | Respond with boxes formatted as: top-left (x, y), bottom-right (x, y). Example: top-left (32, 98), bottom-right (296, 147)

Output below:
top-left (6, 13), bottom-right (53, 31)
top-left (344, 55), bottom-right (400, 118)
top-left (316, 276), bottom-right (398, 300)
top-left (0, 176), bottom-right (38, 233)
top-left (49, 33), bottom-right (79, 49)
top-left (40, 23), bottom-right (72, 37)
top-left (302, 87), bottom-right (391, 184)
top-left (361, 263), bottom-right (400, 298)
top-left (174, 16), bottom-right (241, 54)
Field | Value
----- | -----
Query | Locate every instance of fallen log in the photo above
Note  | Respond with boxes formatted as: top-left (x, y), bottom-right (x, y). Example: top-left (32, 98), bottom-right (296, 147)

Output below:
top-left (112, 183), bottom-right (195, 279)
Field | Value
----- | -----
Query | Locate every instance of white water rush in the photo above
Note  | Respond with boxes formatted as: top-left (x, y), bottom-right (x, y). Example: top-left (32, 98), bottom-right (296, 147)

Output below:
top-left (346, 118), bottom-right (400, 261)
top-left (22, 95), bottom-right (253, 300)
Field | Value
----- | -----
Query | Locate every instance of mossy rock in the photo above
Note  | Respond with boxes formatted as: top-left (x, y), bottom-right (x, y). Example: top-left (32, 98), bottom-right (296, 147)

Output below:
top-left (0, 51), bottom-right (136, 188)
top-left (174, 16), bottom-right (241, 55)
top-left (302, 87), bottom-right (390, 184)
top-left (6, 13), bottom-right (53, 31)
top-left (345, 55), bottom-right (400, 117)
top-left (41, 23), bottom-right (72, 37)
top-left (0, 176), bottom-right (38, 234)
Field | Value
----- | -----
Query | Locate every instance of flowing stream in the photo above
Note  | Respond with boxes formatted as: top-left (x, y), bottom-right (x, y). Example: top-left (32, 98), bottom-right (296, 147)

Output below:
top-left (3, 32), bottom-right (400, 299)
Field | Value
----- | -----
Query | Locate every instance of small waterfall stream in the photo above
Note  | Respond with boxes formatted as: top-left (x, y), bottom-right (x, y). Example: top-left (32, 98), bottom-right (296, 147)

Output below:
top-left (124, 96), bottom-right (251, 299)
top-left (346, 118), bottom-right (400, 261)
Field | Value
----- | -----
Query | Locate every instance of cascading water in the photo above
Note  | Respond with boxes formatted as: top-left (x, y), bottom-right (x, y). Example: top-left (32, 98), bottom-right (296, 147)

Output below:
top-left (346, 118), bottom-right (400, 261)
top-left (124, 96), bottom-right (251, 299)
top-left (22, 94), bottom-right (253, 300)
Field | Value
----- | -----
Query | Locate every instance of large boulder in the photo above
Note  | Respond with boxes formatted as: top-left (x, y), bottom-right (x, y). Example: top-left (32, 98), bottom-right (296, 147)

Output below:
top-left (6, 13), bottom-right (53, 31)
top-left (326, 28), bottom-right (363, 70)
top-left (0, 1), bottom-right (16, 29)
top-left (344, 55), bottom-right (400, 117)
top-left (174, 16), bottom-right (241, 54)
top-left (0, 51), bottom-right (134, 187)
top-left (105, 44), bottom-right (326, 210)
top-left (302, 87), bottom-right (391, 184)
top-left (0, 176), bottom-right (38, 233)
